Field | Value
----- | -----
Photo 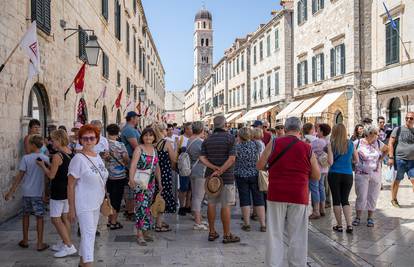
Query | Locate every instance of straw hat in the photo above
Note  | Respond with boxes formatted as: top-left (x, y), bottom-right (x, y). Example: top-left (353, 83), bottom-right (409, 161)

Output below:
top-left (151, 193), bottom-right (165, 218)
top-left (204, 175), bottom-right (224, 197)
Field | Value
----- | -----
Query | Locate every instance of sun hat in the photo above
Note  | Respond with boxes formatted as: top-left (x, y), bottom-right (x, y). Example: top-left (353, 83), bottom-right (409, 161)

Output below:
top-left (204, 175), bottom-right (224, 198)
top-left (151, 193), bottom-right (165, 218)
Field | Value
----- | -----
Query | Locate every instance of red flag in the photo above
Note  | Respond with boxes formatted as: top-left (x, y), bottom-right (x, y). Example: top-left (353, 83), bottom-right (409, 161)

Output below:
top-left (136, 102), bottom-right (141, 115)
top-left (144, 106), bottom-right (149, 116)
top-left (114, 89), bottom-right (123, 109)
top-left (74, 63), bottom-right (86, 94)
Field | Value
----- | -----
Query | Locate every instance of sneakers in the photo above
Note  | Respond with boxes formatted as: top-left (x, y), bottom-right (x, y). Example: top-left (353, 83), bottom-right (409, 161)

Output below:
top-left (51, 241), bottom-right (64, 252)
top-left (193, 224), bottom-right (208, 230)
top-left (391, 199), bottom-right (401, 208)
top-left (53, 244), bottom-right (77, 258)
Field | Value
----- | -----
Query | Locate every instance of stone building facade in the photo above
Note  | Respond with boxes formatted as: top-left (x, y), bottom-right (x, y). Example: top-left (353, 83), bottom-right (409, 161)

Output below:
top-left (164, 91), bottom-right (185, 125)
top-left (0, 0), bottom-right (165, 222)
top-left (212, 57), bottom-right (226, 116)
top-left (371, 0), bottom-right (414, 125)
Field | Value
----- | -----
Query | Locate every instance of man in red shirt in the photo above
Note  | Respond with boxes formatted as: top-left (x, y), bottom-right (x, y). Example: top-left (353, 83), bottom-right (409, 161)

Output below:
top-left (257, 117), bottom-right (320, 267)
top-left (252, 120), bottom-right (272, 145)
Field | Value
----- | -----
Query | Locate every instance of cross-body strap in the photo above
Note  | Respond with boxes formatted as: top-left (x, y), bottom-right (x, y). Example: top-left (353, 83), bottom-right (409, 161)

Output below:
top-left (267, 138), bottom-right (299, 169)
top-left (79, 152), bottom-right (106, 191)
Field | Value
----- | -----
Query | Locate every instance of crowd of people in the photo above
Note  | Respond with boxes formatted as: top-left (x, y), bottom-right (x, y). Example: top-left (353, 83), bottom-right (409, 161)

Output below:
top-left (3, 110), bottom-right (414, 267)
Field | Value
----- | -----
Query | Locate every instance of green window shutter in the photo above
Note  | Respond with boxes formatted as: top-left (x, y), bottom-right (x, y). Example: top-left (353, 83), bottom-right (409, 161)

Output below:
top-left (330, 48), bottom-right (335, 77)
top-left (304, 61), bottom-right (308, 85)
top-left (312, 0), bottom-right (316, 14)
top-left (340, 44), bottom-right (345, 74)
top-left (304, 0), bottom-right (308, 21)
top-left (275, 72), bottom-right (279, 95)
top-left (297, 2), bottom-right (301, 24)
top-left (102, 0), bottom-right (108, 20)
top-left (312, 56), bottom-right (316, 82)
top-left (297, 63), bottom-right (302, 87)
top-left (321, 0), bottom-right (324, 9)
top-left (320, 53), bottom-right (325, 80)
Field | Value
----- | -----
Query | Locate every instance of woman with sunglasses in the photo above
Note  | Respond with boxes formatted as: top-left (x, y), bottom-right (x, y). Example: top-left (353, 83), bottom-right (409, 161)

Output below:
top-left (67, 124), bottom-right (109, 267)
top-left (352, 126), bottom-right (388, 227)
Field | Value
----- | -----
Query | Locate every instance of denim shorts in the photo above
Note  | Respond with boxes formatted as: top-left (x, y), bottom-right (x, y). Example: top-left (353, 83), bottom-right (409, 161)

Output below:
top-left (396, 159), bottom-right (414, 181)
top-left (179, 176), bottom-right (191, 192)
top-left (23, 196), bottom-right (45, 216)
top-left (235, 175), bottom-right (265, 207)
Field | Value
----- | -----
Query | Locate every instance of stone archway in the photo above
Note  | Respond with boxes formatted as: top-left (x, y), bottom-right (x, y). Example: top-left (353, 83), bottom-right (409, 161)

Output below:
top-left (77, 97), bottom-right (88, 125)
top-left (388, 97), bottom-right (401, 127)
top-left (27, 83), bottom-right (51, 135)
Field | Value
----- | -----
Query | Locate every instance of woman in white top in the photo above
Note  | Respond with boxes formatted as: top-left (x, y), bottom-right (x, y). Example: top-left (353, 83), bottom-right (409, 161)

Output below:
top-left (68, 125), bottom-right (109, 267)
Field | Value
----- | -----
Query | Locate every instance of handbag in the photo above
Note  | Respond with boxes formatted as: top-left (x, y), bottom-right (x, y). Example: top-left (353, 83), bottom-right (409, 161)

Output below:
top-left (258, 170), bottom-right (269, 192)
top-left (134, 148), bottom-right (156, 190)
top-left (80, 153), bottom-right (114, 217)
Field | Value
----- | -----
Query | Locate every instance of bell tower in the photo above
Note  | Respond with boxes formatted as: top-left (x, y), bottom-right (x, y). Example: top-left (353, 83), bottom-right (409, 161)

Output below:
top-left (193, 8), bottom-right (213, 86)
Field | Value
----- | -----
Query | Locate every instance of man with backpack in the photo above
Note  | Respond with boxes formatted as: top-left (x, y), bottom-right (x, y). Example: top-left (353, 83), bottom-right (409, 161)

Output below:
top-left (388, 111), bottom-right (414, 208)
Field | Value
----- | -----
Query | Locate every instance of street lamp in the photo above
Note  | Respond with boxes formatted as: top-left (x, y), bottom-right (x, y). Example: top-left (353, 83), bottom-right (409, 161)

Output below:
top-left (139, 89), bottom-right (146, 103)
top-left (345, 86), bottom-right (354, 101)
top-left (84, 35), bottom-right (101, 66)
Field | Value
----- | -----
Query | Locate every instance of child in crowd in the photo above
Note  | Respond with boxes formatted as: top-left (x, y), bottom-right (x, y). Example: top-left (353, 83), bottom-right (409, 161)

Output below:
top-left (5, 134), bottom-right (50, 251)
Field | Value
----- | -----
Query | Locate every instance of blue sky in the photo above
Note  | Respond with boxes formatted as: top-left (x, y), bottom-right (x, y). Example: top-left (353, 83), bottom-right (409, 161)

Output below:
top-left (141, 0), bottom-right (281, 91)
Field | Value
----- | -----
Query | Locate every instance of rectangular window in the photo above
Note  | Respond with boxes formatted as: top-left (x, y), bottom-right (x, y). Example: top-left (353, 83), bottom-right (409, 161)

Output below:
top-left (253, 46), bottom-right (257, 65)
top-left (259, 40), bottom-right (264, 61)
top-left (267, 35), bottom-right (271, 57)
top-left (139, 46), bottom-right (143, 72)
top-left (133, 85), bottom-right (137, 101)
top-left (297, 0), bottom-right (308, 25)
top-left (312, 0), bottom-right (324, 14)
top-left (31, 0), bottom-right (51, 34)
top-left (267, 75), bottom-right (271, 97)
top-left (117, 70), bottom-right (121, 87)
top-left (229, 63), bottom-right (232, 79)
top-left (126, 77), bottom-right (131, 95)
top-left (102, 52), bottom-right (109, 79)
top-left (233, 90), bottom-right (236, 107)
top-left (253, 80), bottom-right (257, 102)
top-left (275, 72), bottom-right (279, 95)
top-left (312, 53), bottom-right (324, 82)
top-left (133, 0), bottom-right (137, 14)
top-left (259, 78), bottom-right (264, 99)
top-left (237, 56), bottom-right (240, 74)
top-left (386, 18), bottom-right (400, 65)
top-left (233, 60), bottom-right (236, 77)
top-left (330, 44), bottom-right (345, 77)
top-left (102, 0), bottom-right (108, 20)
top-left (133, 37), bottom-right (137, 64)
top-left (126, 23), bottom-right (130, 54)
top-left (78, 26), bottom-right (89, 63)
top-left (237, 88), bottom-right (240, 106)
top-left (275, 29), bottom-right (279, 50)
top-left (241, 85), bottom-right (245, 104)
top-left (241, 54), bottom-right (245, 71)
top-left (297, 60), bottom-right (308, 87)
top-left (115, 0), bottom-right (121, 40)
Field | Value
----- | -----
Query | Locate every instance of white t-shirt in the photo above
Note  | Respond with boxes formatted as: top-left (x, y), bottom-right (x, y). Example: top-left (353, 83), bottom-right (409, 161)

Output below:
top-left (93, 136), bottom-right (109, 154)
top-left (176, 135), bottom-right (189, 149)
top-left (68, 153), bottom-right (108, 212)
top-left (166, 134), bottom-right (178, 150)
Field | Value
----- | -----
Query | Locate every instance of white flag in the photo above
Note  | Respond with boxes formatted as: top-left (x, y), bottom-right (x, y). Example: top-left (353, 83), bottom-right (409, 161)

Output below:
top-left (20, 21), bottom-right (41, 79)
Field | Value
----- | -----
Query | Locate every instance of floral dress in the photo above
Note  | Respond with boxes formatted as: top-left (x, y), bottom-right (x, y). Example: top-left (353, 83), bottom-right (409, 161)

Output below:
top-left (156, 139), bottom-right (177, 213)
top-left (134, 149), bottom-right (159, 231)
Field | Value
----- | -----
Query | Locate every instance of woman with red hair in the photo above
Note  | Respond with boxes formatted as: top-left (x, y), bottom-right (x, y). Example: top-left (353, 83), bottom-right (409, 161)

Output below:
top-left (67, 124), bottom-right (109, 267)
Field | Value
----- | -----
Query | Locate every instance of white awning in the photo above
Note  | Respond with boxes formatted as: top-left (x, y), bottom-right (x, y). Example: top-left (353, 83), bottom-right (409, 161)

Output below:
top-left (289, 97), bottom-right (320, 118)
top-left (226, 111), bottom-right (242, 122)
top-left (275, 101), bottom-right (303, 120)
top-left (236, 105), bottom-right (276, 123)
top-left (304, 92), bottom-right (344, 118)
top-left (224, 113), bottom-right (233, 119)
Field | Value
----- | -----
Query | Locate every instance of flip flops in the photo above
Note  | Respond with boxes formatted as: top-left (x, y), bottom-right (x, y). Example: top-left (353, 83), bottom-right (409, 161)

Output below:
top-left (18, 240), bottom-right (28, 248)
top-left (37, 243), bottom-right (49, 252)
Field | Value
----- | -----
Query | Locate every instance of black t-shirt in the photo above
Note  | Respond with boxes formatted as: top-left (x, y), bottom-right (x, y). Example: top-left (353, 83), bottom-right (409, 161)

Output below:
top-left (51, 152), bottom-right (74, 200)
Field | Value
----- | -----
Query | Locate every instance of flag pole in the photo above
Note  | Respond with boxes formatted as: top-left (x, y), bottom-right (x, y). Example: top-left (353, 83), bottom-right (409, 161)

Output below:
top-left (396, 29), bottom-right (411, 60)
top-left (0, 42), bottom-right (20, 73)
top-left (64, 80), bottom-right (74, 101)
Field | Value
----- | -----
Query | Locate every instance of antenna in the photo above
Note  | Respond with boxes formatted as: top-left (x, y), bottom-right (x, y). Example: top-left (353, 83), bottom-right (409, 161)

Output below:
top-left (202, 0), bottom-right (206, 10)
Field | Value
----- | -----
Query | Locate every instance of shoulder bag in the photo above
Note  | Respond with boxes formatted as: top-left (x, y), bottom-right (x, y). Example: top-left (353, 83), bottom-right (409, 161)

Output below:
top-left (255, 141), bottom-right (269, 192)
top-left (80, 153), bottom-right (114, 217)
top-left (133, 148), bottom-right (156, 190)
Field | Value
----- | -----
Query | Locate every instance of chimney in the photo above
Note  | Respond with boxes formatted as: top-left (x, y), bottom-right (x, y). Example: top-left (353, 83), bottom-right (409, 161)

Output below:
top-left (280, 0), bottom-right (293, 9)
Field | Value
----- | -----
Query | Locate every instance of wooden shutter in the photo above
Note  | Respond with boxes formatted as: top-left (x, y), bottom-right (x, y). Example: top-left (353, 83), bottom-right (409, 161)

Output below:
top-left (385, 23), bottom-right (391, 65)
top-left (31, 0), bottom-right (51, 34)
top-left (275, 72), bottom-right (279, 95)
top-left (312, 0), bottom-right (316, 14)
top-left (102, 52), bottom-right (109, 78)
top-left (297, 63), bottom-right (302, 87)
top-left (321, 0), bottom-right (324, 9)
top-left (312, 56), bottom-right (316, 82)
top-left (391, 19), bottom-right (400, 64)
top-left (304, 0), bottom-right (308, 21)
top-left (320, 53), bottom-right (325, 80)
top-left (43, 0), bottom-right (51, 34)
top-left (78, 27), bottom-right (88, 63)
top-left (127, 77), bottom-right (131, 95)
top-left (340, 44), bottom-right (345, 74)
top-left (330, 48), bottom-right (335, 77)
top-left (304, 61), bottom-right (308, 84)
top-left (126, 23), bottom-right (130, 54)
top-left (102, 0), bottom-right (108, 20)
top-left (297, 1), bottom-right (301, 24)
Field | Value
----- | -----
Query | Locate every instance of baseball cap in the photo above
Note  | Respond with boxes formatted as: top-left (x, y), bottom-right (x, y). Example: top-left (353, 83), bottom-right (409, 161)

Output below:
top-left (125, 111), bottom-right (140, 119)
top-left (252, 120), bottom-right (263, 127)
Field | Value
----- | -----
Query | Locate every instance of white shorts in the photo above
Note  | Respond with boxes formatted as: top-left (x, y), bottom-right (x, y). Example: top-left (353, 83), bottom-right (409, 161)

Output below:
top-left (50, 199), bottom-right (69, 217)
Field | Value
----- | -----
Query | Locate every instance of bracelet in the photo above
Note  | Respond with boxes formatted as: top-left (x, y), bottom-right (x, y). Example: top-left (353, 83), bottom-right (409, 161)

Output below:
top-left (388, 157), bottom-right (394, 159)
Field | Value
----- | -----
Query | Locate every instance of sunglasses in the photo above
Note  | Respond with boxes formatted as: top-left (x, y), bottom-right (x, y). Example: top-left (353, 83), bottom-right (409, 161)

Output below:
top-left (275, 126), bottom-right (284, 130)
top-left (81, 136), bottom-right (97, 142)
top-left (406, 117), bottom-right (414, 121)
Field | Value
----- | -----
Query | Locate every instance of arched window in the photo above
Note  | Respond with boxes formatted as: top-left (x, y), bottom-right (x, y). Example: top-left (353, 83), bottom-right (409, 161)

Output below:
top-left (389, 97), bottom-right (401, 126)
top-left (335, 111), bottom-right (344, 125)
top-left (201, 38), bottom-right (204, 46)
top-left (206, 39), bottom-right (209, 46)
top-left (203, 21), bottom-right (206, 28)
top-left (28, 84), bottom-right (50, 135)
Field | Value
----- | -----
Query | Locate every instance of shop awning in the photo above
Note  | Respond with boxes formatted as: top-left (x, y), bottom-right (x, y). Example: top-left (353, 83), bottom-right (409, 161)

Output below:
top-left (224, 113), bottom-right (233, 119)
top-left (202, 115), bottom-right (211, 122)
top-left (304, 92), bottom-right (344, 118)
top-left (236, 105), bottom-right (276, 123)
top-left (289, 97), bottom-right (320, 118)
top-left (226, 111), bottom-right (243, 122)
top-left (275, 100), bottom-right (303, 120)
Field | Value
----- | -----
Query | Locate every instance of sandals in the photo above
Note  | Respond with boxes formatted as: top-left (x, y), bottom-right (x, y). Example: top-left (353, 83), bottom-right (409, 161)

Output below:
top-left (333, 225), bottom-right (343, 232)
top-left (346, 226), bottom-right (353, 234)
top-left (367, 218), bottom-right (374, 227)
top-left (143, 232), bottom-right (154, 242)
top-left (161, 222), bottom-right (170, 228)
top-left (309, 214), bottom-right (321, 220)
top-left (208, 232), bottom-right (220, 241)
top-left (222, 233), bottom-right (240, 244)
top-left (155, 226), bottom-right (171, 232)
top-left (241, 224), bottom-right (251, 232)
top-left (320, 211), bottom-right (326, 217)
top-left (37, 243), bottom-right (50, 252)
top-left (260, 226), bottom-right (267, 232)
top-left (18, 240), bottom-right (28, 248)
top-left (136, 237), bottom-right (147, 246)
top-left (109, 222), bottom-right (123, 230)
top-left (352, 218), bottom-right (361, 226)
